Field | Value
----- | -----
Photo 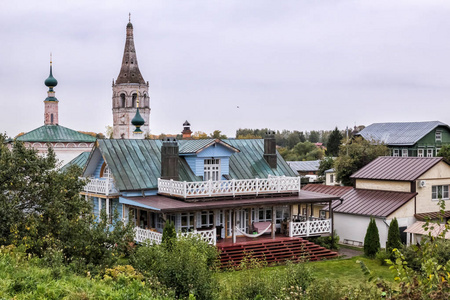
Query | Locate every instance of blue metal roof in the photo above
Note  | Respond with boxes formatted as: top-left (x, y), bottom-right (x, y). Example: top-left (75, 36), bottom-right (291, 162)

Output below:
top-left (356, 121), bottom-right (449, 146)
top-left (178, 139), bottom-right (239, 154)
top-left (17, 125), bottom-right (97, 143)
top-left (60, 151), bottom-right (90, 172)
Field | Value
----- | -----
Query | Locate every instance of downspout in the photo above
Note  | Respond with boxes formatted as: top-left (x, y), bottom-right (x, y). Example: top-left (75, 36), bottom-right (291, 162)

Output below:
top-left (331, 198), bottom-right (344, 249)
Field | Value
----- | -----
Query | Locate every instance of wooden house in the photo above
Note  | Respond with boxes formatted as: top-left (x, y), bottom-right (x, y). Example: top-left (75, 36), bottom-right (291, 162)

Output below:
top-left (356, 121), bottom-right (450, 157)
top-left (79, 135), bottom-right (341, 265)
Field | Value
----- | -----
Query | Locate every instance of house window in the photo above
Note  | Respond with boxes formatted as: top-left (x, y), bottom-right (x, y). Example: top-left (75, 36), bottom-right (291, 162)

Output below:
top-left (180, 212), bottom-right (194, 232)
top-left (418, 148), bottom-right (424, 157)
top-left (100, 163), bottom-right (110, 178)
top-left (427, 148), bottom-right (434, 157)
top-left (436, 131), bottom-right (442, 142)
top-left (204, 159), bottom-right (220, 181)
top-left (200, 210), bottom-right (214, 228)
top-left (319, 210), bottom-right (327, 219)
top-left (402, 149), bottom-right (408, 157)
top-left (432, 185), bottom-right (449, 200)
top-left (330, 174), bottom-right (334, 183)
top-left (393, 149), bottom-right (399, 157)
top-left (257, 208), bottom-right (272, 222)
top-left (436, 148), bottom-right (441, 156)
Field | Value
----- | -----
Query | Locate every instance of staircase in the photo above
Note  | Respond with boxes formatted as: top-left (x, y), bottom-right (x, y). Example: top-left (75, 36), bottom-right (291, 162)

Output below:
top-left (217, 237), bottom-right (338, 268)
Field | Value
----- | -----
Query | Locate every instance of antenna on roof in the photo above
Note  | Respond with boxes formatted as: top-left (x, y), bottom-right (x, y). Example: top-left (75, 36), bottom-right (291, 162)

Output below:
top-left (129, 12), bottom-right (131, 22)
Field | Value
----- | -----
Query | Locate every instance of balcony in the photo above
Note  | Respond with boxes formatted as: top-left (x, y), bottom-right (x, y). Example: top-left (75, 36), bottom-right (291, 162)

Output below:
top-left (158, 176), bottom-right (301, 199)
top-left (289, 219), bottom-right (332, 237)
top-left (83, 177), bottom-right (118, 196)
top-left (134, 227), bottom-right (216, 246)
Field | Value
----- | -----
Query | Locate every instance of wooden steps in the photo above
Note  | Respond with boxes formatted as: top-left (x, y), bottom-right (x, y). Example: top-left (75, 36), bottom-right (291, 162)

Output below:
top-left (217, 237), bottom-right (338, 268)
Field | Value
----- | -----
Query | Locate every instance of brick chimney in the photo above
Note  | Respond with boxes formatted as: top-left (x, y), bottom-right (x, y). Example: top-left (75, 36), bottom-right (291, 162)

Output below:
top-left (161, 138), bottom-right (179, 181)
top-left (264, 131), bottom-right (277, 168)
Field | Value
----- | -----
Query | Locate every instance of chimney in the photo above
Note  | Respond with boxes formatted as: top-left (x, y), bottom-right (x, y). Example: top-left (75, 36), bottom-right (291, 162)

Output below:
top-left (161, 138), bottom-right (179, 181)
top-left (182, 120), bottom-right (192, 139)
top-left (264, 131), bottom-right (277, 168)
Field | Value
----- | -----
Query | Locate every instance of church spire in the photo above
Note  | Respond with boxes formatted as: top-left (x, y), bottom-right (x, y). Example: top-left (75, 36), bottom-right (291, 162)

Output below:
top-left (44, 55), bottom-right (59, 125)
top-left (115, 14), bottom-right (145, 84)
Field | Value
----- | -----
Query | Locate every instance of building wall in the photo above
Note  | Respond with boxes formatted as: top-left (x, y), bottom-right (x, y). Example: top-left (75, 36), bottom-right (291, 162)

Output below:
top-left (25, 142), bottom-right (94, 165)
top-left (414, 161), bottom-right (450, 213)
top-left (325, 172), bottom-right (338, 186)
top-left (355, 179), bottom-right (411, 192)
top-left (388, 199), bottom-right (415, 219)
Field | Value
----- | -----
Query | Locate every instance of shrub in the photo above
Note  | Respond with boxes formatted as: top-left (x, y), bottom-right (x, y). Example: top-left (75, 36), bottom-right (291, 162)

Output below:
top-left (364, 218), bottom-right (380, 258)
top-left (375, 250), bottom-right (390, 266)
top-left (386, 218), bottom-right (402, 257)
top-left (308, 231), bottom-right (340, 250)
top-left (132, 236), bottom-right (219, 300)
top-left (161, 220), bottom-right (176, 251)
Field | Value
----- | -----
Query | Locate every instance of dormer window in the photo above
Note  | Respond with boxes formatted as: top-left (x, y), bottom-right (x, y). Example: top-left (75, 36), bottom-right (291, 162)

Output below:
top-left (436, 131), bottom-right (442, 142)
top-left (204, 159), bottom-right (220, 181)
top-left (100, 162), bottom-right (111, 178)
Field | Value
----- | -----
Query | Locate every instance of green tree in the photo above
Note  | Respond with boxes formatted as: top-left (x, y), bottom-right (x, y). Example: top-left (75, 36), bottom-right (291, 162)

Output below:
top-left (0, 135), bottom-right (134, 271)
top-left (364, 218), bottom-right (380, 258)
top-left (162, 220), bottom-right (176, 251)
top-left (334, 136), bottom-right (388, 186)
top-left (193, 131), bottom-right (208, 139)
top-left (209, 130), bottom-right (227, 139)
top-left (286, 132), bottom-right (301, 149)
top-left (308, 131), bottom-right (320, 143)
top-left (318, 157), bottom-right (334, 176)
top-left (437, 144), bottom-right (450, 161)
top-left (386, 218), bottom-right (402, 256)
top-left (326, 127), bottom-right (343, 157)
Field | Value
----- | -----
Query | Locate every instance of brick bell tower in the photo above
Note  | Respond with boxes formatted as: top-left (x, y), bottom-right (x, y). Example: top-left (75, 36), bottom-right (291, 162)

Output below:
top-left (44, 56), bottom-right (59, 125)
top-left (112, 14), bottom-right (150, 139)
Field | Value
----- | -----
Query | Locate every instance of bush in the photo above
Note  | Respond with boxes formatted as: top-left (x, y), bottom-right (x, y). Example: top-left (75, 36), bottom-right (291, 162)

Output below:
top-left (375, 250), bottom-right (390, 266)
top-left (386, 218), bottom-right (402, 257)
top-left (364, 218), bottom-right (380, 258)
top-left (131, 236), bottom-right (219, 300)
top-left (308, 231), bottom-right (340, 250)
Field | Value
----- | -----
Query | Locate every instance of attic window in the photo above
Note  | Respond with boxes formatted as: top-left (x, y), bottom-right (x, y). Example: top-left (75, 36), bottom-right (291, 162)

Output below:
top-left (436, 131), bottom-right (442, 142)
top-left (204, 159), bottom-right (220, 181)
top-left (100, 163), bottom-right (111, 178)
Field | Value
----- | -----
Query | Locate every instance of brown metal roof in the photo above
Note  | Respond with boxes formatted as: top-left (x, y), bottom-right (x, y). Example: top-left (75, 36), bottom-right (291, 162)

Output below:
top-left (415, 210), bottom-right (450, 221)
top-left (303, 184), bottom-right (353, 197)
top-left (121, 190), bottom-right (341, 213)
top-left (350, 156), bottom-right (444, 181)
top-left (334, 189), bottom-right (417, 218)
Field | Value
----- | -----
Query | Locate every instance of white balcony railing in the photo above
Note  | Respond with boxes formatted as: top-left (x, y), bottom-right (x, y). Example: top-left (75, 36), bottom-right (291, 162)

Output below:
top-left (134, 227), bottom-right (216, 246)
top-left (289, 219), bottom-right (332, 237)
top-left (158, 176), bottom-right (301, 199)
top-left (83, 177), bottom-right (118, 196)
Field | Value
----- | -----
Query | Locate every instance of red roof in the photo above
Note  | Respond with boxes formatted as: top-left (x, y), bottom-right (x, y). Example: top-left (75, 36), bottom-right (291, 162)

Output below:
top-left (335, 189), bottom-right (417, 217)
top-left (303, 184), bottom-right (416, 217)
top-left (303, 184), bottom-right (353, 197)
top-left (350, 156), bottom-right (444, 181)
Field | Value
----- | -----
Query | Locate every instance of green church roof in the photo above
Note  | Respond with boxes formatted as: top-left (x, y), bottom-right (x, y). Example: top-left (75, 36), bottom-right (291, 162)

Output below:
top-left (17, 125), bottom-right (97, 143)
top-left (60, 151), bottom-right (90, 172)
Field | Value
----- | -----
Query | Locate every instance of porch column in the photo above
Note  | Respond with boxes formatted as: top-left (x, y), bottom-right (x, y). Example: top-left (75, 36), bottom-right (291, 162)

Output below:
top-left (232, 209), bottom-right (236, 244)
top-left (271, 206), bottom-right (276, 239)
top-left (248, 208), bottom-right (252, 231)
top-left (106, 198), bottom-right (110, 219)
top-left (137, 209), bottom-right (141, 228)
top-left (310, 203), bottom-right (313, 219)
top-left (330, 201), bottom-right (335, 249)
top-left (297, 204), bottom-right (300, 218)
top-left (98, 198), bottom-right (102, 213)
top-left (193, 211), bottom-right (198, 231)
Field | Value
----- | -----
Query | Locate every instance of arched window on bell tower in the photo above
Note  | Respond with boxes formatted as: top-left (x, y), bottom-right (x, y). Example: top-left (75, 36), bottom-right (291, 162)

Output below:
top-left (132, 93), bottom-right (137, 107)
top-left (51, 114), bottom-right (54, 124)
top-left (120, 93), bottom-right (126, 107)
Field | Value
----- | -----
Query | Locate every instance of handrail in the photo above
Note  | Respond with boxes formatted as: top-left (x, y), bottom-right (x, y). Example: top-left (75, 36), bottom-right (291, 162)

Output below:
top-left (158, 176), bottom-right (301, 199)
top-left (82, 177), bottom-right (118, 195)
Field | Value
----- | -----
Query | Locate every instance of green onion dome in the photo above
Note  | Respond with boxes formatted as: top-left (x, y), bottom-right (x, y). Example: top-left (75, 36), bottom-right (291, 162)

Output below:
top-left (45, 65), bottom-right (58, 87)
top-left (132, 108), bottom-right (145, 127)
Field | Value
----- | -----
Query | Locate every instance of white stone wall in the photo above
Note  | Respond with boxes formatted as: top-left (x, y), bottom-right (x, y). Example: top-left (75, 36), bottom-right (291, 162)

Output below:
top-left (25, 142), bottom-right (94, 166)
top-left (112, 83), bottom-right (150, 139)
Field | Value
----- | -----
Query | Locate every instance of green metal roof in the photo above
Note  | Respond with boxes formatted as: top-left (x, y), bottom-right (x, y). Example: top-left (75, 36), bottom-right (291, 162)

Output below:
top-left (60, 151), bottom-right (90, 172)
top-left (17, 125), bottom-right (97, 143)
top-left (224, 139), bottom-right (297, 179)
top-left (178, 139), bottom-right (239, 154)
top-left (96, 139), bottom-right (201, 191)
top-left (90, 139), bottom-right (296, 192)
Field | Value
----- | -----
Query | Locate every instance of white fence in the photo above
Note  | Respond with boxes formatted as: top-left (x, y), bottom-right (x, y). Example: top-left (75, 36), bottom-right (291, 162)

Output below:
top-left (134, 227), bottom-right (216, 246)
top-left (158, 176), bottom-right (301, 199)
top-left (289, 219), bottom-right (332, 237)
top-left (83, 178), bottom-right (118, 196)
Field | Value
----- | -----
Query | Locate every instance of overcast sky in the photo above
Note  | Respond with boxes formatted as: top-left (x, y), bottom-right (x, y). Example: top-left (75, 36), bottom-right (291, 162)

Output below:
top-left (2, 0), bottom-right (450, 138)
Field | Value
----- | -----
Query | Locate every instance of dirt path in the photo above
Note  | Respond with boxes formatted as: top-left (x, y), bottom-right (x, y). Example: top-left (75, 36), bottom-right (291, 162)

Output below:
top-left (338, 247), bottom-right (363, 259)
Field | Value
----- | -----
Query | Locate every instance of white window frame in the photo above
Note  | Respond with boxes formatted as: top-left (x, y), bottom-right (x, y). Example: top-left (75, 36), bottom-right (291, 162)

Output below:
top-left (436, 131), bottom-right (442, 142)
top-left (393, 149), bottom-right (399, 157)
top-left (204, 158), bottom-right (220, 181)
top-left (199, 210), bottom-right (214, 228)
top-left (402, 149), bottom-right (408, 157)
top-left (436, 148), bottom-right (441, 156)
top-left (427, 148), bottom-right (434, 157)
top-left (180, 212), bottom-right (195, 232)
top-left (418, 148), bottom-right (424, 157)
top-left (330, 174), bottom-right (334, 184)
top-left (432, 185), bottom-right (449, 200)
